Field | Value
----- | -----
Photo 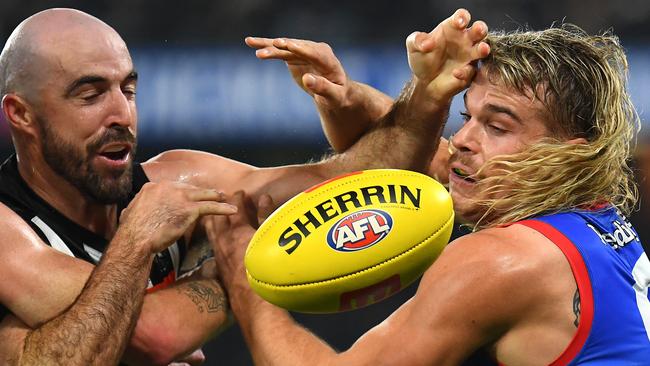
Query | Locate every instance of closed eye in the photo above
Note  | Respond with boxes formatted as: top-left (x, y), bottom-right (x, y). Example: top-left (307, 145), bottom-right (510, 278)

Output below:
top-left (487, 124), bottom-right (507, 135)
top-left (80, 90), bottom-right (103, 103)
top-left (122, 88), bottom-right (137, 100)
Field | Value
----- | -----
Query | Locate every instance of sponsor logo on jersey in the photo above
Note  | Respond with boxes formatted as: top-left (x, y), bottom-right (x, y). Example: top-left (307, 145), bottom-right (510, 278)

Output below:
top-left (326, 209), bottom-right (393, 251)
top-left (586, 212), bottom-right (639, 250)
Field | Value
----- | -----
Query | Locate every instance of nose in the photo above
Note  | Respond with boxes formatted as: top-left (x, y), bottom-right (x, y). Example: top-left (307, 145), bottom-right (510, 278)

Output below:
top-left (451, 118), bottom-right (480, 153)
top-left (105, 87), bottom-right (135, 130)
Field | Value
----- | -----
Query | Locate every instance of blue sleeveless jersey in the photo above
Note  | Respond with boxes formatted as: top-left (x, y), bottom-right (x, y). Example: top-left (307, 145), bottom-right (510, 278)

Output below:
top-left (518, 206), bottom-right (650, 365)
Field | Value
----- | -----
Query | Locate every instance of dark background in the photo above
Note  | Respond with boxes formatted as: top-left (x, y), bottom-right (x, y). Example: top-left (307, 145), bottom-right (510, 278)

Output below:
top-left (0, 1), bottom-right (649, 364)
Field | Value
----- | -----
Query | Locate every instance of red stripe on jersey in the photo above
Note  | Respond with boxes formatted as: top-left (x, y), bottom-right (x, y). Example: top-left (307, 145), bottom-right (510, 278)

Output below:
top-left (518, 220), bottom-right (594, 366)
top-left (146, 270), bottom-right (177, 293)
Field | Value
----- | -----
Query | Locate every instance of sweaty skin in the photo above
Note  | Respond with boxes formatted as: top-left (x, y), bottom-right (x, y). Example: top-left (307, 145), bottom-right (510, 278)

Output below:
top-left (208, 9), bottom-right (585, 366)
top-left (0, 7), bottom-right (464, 365)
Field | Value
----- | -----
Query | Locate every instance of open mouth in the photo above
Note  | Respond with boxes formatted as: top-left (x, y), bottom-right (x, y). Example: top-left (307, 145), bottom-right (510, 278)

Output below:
top-left (98, 145), bottom-right (131, 162)
top-left (452, 167), bottom-right (476, 183)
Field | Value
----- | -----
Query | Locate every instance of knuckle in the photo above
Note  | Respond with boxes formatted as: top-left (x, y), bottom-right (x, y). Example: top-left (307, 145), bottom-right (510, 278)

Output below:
top-left (142, 181), bottom-right (156, 191)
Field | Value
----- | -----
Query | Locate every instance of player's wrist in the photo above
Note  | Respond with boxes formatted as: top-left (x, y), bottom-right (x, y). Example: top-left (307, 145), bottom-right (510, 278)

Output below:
top-left (411, 77), bottom-right (454, 111)
top-left (110, 228), bottom-right (159, 258)
top-left (392, 80), bottom-right (451, 134)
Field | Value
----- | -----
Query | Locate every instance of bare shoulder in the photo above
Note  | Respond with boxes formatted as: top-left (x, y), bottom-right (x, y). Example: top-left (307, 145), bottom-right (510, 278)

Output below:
top-left (417, 224), bottom-right (570, 321)
top-left (141, 149), bottom-right (257, 190)
top-left (438, 224), bottom-right (568, 278)
top-left (0, 202), bottom-right (48, 252)
top-left (341, 224), bottom-right (574, 365)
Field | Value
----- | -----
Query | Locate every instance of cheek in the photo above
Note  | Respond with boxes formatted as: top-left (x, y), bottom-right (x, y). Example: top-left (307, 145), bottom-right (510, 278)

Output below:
top-left (129, 103), bottom-right (138, 133)
top-left (483, 137), bottom-right (526, 160)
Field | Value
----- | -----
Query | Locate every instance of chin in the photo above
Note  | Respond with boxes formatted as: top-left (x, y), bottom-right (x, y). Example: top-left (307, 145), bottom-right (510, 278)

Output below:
top-left (452, 200), bottom-right (483, 226)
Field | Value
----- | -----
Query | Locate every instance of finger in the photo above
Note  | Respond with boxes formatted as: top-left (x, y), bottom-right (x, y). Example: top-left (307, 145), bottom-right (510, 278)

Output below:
top-left (229, 190), bottom-right (247, 206)
top-left (227, 191), bottom-right (256, 226)
top-left (272, 37), bottom-right (317, 51)
top-left (204, 214), bottom-right (230, 244)
top-left (274, 39), bottom-right (343, 76)
top-left (449, 8), bottom-right (471, 30)
top-left (303, 73), bottom-right (344, 100)
top-left (195, 201), bottom-right (238, 216)
top-left (406, 31), bottom-right (436, 53)
top-left (452, 64), bottom-right (477, 82)
top-left (186, 188), bottom-right (227, 202)
top-left (244, 36), bottom-right (274, 49)
top-left (468, 20), bottom-right (488, 43)
top-left (257, 194), bottom-right (275, 225)
top-left (255, 47), bottom-right (302, 61)
top-left (471, 41), bottom-right (491, 60)
top-left (181, 348), bottom-right (206, 366)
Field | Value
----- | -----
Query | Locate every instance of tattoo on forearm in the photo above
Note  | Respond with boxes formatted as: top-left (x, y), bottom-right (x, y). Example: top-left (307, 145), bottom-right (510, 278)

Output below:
top-left (573, 288), bottom-right (581, 328)
top-left (178, 282), bottom-right (227, 313)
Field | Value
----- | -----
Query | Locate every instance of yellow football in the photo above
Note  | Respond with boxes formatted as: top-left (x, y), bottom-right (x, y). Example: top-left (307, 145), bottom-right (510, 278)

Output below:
top-left (245, 169), bottom-right (454, 313)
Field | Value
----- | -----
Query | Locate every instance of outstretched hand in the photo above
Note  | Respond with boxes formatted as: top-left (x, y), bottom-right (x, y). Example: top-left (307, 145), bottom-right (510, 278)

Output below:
top-left (406, 8), bottom-right (490, 103)
top-left (245, 37), bottom-right (350, 108)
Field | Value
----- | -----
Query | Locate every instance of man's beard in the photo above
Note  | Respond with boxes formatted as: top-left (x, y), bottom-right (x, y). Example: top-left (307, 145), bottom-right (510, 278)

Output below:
top-left (38, 119), bottom-right (137, 204)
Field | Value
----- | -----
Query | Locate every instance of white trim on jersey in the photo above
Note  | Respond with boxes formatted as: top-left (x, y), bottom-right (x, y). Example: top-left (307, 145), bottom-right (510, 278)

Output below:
top-left (83, 243), bottom-right (103, 263)
top-left (31, 216), bottom-right (75, 257)
top-left (168, 242), bottom-right (180, 276)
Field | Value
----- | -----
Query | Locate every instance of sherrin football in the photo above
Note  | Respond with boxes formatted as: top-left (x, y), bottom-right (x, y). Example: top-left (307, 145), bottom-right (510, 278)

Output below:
top-left (245, 169), bottom-right (454, 313)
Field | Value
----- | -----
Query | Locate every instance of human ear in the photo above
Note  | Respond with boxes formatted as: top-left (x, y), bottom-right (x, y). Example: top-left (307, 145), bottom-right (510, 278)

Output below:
top-left (2, 94), bottom-right (38, 135)
top-left (566, 137), bottom-right (588, 145)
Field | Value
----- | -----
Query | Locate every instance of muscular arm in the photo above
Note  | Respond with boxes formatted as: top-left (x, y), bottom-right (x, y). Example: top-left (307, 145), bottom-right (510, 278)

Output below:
top-left (0, 205), bottom-right (154, 365)
top-left (209, 195), bottom-right (570, 366)
top-left (145, 76), bottom-right (448, 208)
top-left (244, 36), bottom-right (452, 182)
top-left (0, 225), bottom-right (228, 365)
top-left (124, 260), bottom-right (228, 365)
top-left (150, 11), bottom-right (488, 199)
top-left (0, 184), bottom-right (233, 365)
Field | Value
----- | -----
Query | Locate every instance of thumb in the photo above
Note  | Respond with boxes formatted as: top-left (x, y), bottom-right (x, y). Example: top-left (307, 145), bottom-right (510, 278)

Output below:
top-left (302, 73), bottom-right (343, 103)
top-left (406, 31), bottom-right (433, 53)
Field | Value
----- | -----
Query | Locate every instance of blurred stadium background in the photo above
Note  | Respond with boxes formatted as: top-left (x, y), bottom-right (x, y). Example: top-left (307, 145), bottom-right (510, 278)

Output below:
top-left (1, 1), bottom-right (649, 364)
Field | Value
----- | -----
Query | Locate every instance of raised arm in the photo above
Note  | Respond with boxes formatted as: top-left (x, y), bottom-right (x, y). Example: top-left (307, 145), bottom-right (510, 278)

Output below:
top-left (245, 14), bottom-right (487, 185)
top-left (0, 183), bottom-right (235, 365)
top-left (257, 9), bottom-right (488, 201)
top-left (145, 9), bottom-right (489, 212)
top-left (245, 36), bottom-right (393, 152)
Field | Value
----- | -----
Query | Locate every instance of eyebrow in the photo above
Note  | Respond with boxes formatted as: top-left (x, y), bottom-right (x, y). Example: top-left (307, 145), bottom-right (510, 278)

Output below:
top-left (463, 92), bottom-right (523, 124)
top-left (64, 70), bottom-right (139, 97)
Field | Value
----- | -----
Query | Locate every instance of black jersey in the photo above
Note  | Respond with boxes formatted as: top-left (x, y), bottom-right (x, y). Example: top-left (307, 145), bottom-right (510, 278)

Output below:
top-left (0, 154), bottom-right (186, 320)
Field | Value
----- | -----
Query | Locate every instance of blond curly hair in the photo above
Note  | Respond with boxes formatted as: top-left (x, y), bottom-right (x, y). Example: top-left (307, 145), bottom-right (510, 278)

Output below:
top-left (467, 24), bottom-right (639, 230)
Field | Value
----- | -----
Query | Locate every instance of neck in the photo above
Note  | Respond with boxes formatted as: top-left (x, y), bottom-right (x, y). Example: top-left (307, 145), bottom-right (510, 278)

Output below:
top-left (16, 152), bottom-right (119, 239)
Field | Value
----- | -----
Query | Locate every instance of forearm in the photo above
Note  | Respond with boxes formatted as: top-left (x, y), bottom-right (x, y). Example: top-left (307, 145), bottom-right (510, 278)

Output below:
top-left (319, 81), bottom-right (393, 152)
top-left (325, 79), bottom-right (450, 176)
top-left (123, 261), bottom-right (229, 366)
top-left (250, 79), bottom-right (449, 205)
top-left (230, 287), bottom-right (337, 366)
top-left (20, 231), bottom-right (153, 365)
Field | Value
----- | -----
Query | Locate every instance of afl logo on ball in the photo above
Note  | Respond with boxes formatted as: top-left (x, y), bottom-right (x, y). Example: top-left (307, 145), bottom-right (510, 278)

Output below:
top-left (327, 209), bottom-right (393, 252)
